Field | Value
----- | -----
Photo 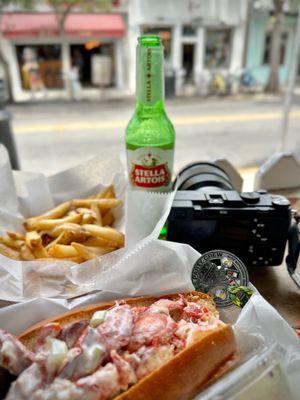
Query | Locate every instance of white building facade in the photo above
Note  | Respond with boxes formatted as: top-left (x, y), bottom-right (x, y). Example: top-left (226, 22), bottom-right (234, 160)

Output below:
top-left (126, 0), bottom-right (249, 95)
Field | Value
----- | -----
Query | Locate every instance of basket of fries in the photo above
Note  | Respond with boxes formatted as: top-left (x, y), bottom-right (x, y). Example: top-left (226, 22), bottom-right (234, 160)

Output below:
top-left (0, 185), bottom-right (124, 264)
top-left (0, 149), bottom-right (131, 299)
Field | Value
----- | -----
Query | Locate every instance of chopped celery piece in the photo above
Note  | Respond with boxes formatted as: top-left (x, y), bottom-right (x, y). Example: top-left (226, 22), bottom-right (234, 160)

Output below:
top-left (90, 310), bottom-right (107, 327)
top-left (46, 338), bottom-right (68, 372)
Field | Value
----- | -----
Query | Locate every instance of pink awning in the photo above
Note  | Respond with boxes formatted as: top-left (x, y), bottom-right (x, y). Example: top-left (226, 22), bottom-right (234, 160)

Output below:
top-left (2, 13), bottom-right (125, 39)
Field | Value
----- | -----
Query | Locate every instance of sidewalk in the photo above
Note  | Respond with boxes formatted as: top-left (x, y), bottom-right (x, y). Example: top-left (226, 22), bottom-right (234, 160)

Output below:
top-left (9, 89), bottom-right (297, 107)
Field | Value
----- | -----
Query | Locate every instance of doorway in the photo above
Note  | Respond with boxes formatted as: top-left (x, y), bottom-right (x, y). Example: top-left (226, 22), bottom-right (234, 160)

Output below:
top-left (182, 44), bottom-right (195, 83)
top-left (70, 43), bottom-right (115, 88)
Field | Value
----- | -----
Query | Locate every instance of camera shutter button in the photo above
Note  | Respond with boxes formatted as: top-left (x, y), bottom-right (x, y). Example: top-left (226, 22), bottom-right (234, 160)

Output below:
top-left (241, 192), bottom-right (260, 203)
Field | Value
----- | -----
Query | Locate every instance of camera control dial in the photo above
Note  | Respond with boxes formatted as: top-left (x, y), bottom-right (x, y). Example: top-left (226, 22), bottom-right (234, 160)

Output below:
top-left (271, 196), bottom-right (290, 208)
top-left (240, 192), bottom-right (260, 204)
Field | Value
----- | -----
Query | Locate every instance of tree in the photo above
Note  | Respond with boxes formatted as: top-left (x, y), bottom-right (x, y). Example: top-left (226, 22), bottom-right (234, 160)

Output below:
top-left (266, 0), bottom-right (284, 93)
top-left (0, 0), bottom-right (35, 101)
top-left (47, 0), bottom-right (113, 97)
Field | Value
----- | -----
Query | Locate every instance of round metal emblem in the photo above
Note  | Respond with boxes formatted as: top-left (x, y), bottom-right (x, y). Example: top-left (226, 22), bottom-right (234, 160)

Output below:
top-left (191, 250), bottom-right (249, 307)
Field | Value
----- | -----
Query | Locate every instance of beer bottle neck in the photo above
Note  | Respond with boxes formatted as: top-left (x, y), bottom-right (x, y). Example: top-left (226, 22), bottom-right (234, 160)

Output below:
top-left (136, 43), bottom-right (164, 112)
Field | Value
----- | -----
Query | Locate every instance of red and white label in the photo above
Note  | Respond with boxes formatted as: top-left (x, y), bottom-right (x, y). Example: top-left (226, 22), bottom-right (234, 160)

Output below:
top-left (127, 147), bottom-right (173, 191)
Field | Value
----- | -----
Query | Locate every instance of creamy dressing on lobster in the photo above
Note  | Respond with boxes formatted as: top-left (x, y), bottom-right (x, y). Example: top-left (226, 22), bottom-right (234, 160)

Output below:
top-left (0, 296), bottom-right (224, 400)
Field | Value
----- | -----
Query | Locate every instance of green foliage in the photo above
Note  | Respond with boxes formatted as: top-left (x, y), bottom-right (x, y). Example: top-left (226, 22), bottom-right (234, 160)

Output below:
top-left (47, 0), bottom-right (113, 15)
top-left (0, 0), bottom-right (36, 9)
top-left (47, 0), bottom-right (114, 28)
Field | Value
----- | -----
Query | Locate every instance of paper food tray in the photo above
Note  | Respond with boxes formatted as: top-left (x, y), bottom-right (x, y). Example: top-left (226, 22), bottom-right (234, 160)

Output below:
top-left (0, 146), bottom-right (175, 302)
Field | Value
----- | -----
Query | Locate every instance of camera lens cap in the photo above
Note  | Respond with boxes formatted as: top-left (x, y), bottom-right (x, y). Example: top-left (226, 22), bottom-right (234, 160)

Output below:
top-left (191, 250), bottom-right (250, 308)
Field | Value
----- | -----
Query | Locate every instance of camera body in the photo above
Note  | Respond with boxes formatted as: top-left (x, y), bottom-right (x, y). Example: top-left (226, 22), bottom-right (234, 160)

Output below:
top-left (166, 162), bottom-right (292, 267)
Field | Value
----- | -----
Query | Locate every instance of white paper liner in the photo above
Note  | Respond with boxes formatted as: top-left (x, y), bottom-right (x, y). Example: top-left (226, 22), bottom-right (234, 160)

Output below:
top-left (0, 146), bottom-right (176, 301)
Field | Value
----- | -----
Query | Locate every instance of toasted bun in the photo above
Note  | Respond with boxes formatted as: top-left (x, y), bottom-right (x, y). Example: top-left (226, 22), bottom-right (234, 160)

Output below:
top-left (116, 325), bottom-right (236, 400)
top-left (19, 292), bottom-right (237, 400)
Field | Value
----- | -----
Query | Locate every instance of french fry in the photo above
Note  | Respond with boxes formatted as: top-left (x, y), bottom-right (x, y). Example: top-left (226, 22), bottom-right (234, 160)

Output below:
top-left (25, 231), bottom-right (42, 249)
top-left (37, 202), bottom-right (71, 220)
top-left (53, 229), bottom-right (88, 247)
top-left (20, 244), bottom-right (35, 261)
top-left (104, 186), bottom-right (116, 199)
top-left (0, 243), bottom-right (20, 260)
top-left (0, 235), bottom-right (24, 250)
top-left (32, 245), bottom-right (48, 259)
top-left (76, 208), bottom-right (95, 215)
top-left (25, 213), bottom-right (83, 231)
top-left (96, 185), bottom-right (116, 199)
top-left (24, 202), bottom-right (71, 230)
top-left (96, 186), bottom-right (110, 199)
top-left (83, 236), bottom-right (119, 248)
top-left (82, 224), bottom-right (124, 247)
top-left (71, 242), bottom-right (116, 261)
top-left (72, 198), bottom-right (121, 210)
top-left (24, 231), bottom-right (48, 258)
top-left (49, 224), bottom-right (90, 245)
top-left (91, 203), bottom-right (102, 226)
top-left (41, 201), bottom-right (71, 219)
top-left (68, 210), bottom-right (79, 217)
top-left (7, 231), bottom-right (25, 241)
top-left (65, 231), bottom-right (89, 244)
top-left (45, 231), bottom-right (72, 250)
top-left (82, 213), bottom-right (95, 225)
top-left (48, 244), bottom-right (79, 259)
top-left (49, 223), bottom-right (82, 237)
top-left (77, 208), bottom-right (97, 225)
top-left (102, 211), bottom-right (115, 226)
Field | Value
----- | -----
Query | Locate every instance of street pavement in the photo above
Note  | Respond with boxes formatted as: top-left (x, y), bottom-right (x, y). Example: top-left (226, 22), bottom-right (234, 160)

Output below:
top-left (7, 96), bottom-right (300, 186)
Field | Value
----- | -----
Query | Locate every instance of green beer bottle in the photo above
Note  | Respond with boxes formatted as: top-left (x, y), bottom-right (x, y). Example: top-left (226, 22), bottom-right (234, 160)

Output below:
top-left (125, 35), bottom-right (175, 191)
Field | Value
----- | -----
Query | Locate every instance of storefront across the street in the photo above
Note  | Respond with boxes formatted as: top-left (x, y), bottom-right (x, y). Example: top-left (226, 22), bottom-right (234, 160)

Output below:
top-left (1, 13), bottom-right (126, 101)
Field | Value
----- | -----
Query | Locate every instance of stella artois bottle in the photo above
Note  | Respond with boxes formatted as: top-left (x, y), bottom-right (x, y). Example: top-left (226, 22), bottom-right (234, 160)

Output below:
top-left (125, 34), bottom-right (175, 191)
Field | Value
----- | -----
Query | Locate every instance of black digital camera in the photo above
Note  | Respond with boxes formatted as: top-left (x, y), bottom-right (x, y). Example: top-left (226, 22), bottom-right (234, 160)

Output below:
top-left (167, 162), bottom-right (299, 271)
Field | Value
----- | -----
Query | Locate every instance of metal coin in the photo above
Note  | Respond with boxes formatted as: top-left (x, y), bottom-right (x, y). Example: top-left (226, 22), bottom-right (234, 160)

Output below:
top-left (191, 250), bottom-right (249, 307)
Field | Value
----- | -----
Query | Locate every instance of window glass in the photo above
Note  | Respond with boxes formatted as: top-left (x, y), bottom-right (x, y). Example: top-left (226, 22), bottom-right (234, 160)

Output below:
top-left (263, 31), bottom-right (288, 65)
top-left (205, 28), bottom-right (232, 69)
top-left (16, 44), bottom-right (62, 89)
top-left (183, 25), bottom-right (197, 36)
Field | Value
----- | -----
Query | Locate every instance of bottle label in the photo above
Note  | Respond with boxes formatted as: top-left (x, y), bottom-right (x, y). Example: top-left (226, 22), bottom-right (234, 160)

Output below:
top-left (127, 147), bottom-right (173, 190)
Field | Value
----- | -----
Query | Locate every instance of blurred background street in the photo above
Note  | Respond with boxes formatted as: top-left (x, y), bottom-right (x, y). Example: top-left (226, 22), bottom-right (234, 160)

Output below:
top-left (9, 95), bottom-right (300, 176)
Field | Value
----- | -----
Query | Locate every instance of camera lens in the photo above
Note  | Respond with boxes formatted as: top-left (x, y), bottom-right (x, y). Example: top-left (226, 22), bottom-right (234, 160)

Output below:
top-left (175, 162), bottom-right (233, 191)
